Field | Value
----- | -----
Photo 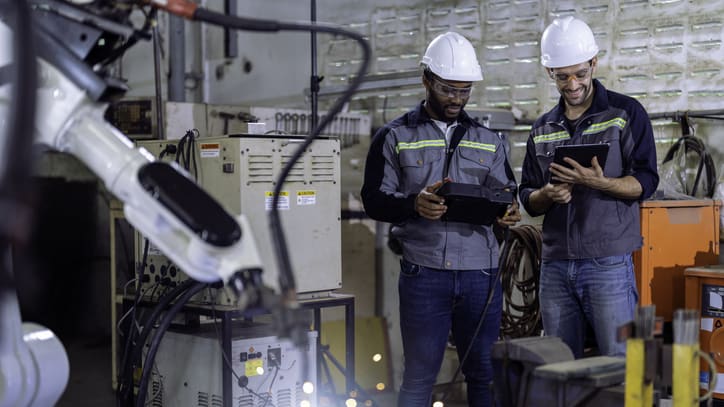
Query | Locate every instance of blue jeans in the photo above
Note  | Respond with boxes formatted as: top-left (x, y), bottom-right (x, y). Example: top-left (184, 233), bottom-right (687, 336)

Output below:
top-left (539, 255), bottom-right (639, 358)
top-left (397, 259), bottom-right (502, 407)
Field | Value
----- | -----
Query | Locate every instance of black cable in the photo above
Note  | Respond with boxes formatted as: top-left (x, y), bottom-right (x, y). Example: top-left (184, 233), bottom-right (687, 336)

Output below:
top-left (188, 7), bottom-right (371, 301)
top-left (173, 129), bottom-right (198, 179)
top-left (116, 237), bottom-right (149, 406)
top-left (119, 277), bottom-right (197, 405)
top-left (178, 11), bottom-right (370, 396)
top-left (96, 7), bottom-right (156, 67)
top-left (0, 0), bottom-right (36, 293)
top-left (136, 280), bottom-right (207, 407)
top-left (499, 225), bottom-right (543, 338)
top-left (439, 228), bottom-right (508, 404)
top-left (662, 134), bottom-right (716, 198)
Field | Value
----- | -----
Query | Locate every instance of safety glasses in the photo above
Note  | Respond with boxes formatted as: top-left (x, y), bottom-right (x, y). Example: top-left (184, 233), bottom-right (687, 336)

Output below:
top-left (549, 66), bottom-right (592, 83)
top-left (428, 76), bottom-right (473, 99)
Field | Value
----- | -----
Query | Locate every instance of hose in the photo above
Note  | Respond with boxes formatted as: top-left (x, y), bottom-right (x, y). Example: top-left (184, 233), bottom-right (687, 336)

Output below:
top-left (498, 224), bottom-right (543, 338)
top-left (135, 281), bottom-right (208, 406)
top-left (662, 134), bottom-right (716, 198)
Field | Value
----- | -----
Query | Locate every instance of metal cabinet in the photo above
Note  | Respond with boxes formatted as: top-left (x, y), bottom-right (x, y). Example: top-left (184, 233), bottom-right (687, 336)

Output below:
top-left (633, 199), bottom-right (721, 321)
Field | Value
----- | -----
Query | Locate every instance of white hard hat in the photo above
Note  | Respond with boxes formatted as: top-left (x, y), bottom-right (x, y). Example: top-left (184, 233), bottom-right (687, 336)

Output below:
top-left (420, 32), bottom-right (483, 82)
top-left (540, 16), bottom-right (599, 68)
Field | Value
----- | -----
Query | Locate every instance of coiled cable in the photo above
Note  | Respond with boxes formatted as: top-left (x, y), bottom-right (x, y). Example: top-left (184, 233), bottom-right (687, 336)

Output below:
top-left (662, 134), bottom-right (716, 198)
top-left (498, 224), bottom-right (543, 338)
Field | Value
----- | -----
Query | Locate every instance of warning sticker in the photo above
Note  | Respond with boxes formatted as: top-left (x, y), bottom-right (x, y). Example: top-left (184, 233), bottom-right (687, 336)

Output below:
top-left (297, 190), bottom-right (316, 206)
top-left (265, 191), bottom-right (290, 210)
top-left (245, 359), bottom-right (263, 377)
top-left (200, 143), bottom-right (220, 158)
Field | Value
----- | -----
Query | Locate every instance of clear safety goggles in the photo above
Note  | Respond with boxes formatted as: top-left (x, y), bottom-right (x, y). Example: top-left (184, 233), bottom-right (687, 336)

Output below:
top-left (550, 66), bottom-right (592, 83)
top-left (429, 76), bottom-right (473, 99)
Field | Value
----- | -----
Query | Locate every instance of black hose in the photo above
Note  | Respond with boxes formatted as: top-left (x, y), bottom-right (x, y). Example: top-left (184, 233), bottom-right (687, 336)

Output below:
top-left (662, 134), bottom-right (716, 198)
top-left (498, 225), bottom-right (543, 338)
top-left (117, 278), bottom-right (197, 405)
top-left (0, 0), bottom-right (37, 245)
top-left (116, 238), bottom-right (150, 406)
top-left (190, 8), bottom-right (371, 300)
top-left (439, 228), bottom-right (510, 404)
top-left (135, 281), bottom-right (208, 406)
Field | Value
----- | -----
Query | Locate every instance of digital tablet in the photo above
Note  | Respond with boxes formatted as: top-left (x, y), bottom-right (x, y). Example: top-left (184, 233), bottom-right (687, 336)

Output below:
top-left (550, 143), bottom-right (609, 184)
top-left (436, 182), bottom-right (513, 225)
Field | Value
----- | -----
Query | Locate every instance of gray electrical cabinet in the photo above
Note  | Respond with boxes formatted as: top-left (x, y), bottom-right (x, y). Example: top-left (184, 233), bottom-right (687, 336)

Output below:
top-left (135, 135), bottom-right (342, 300)
top-left (151, 323), bottom-right (318, 407)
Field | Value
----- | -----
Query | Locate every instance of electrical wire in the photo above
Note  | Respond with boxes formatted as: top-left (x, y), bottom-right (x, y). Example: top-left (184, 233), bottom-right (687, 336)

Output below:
top-left (150, 0), bottom-right (372, 302)
top-left (438, 238), bottom-right (504, 405)
top-left (174, 129), bottom-right (199, 179)
top-left (136, 280), bottom-right (208, 406)
top-left (662, 134), bottom-right (716, 198)
top-left (498, 225), bottom-right (543, 338)
top-left (0, 0), bottom-right (37, 292)
top-left (116, 237), bottom-right (150, 406)
top-left (142, 4), bottom-right (372, 395)
top-left (117, 278), bottom-right (195, 406)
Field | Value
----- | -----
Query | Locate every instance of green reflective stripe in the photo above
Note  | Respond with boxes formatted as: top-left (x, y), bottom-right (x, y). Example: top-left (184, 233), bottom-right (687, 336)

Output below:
top-left (533, 131), bottom-right (570, 144)
top-left (396, 140), bottom-right (445, 153)
top-left (458, 140), bottom-right (496, 152)
top-left (583, 117), bottom-right (626, 135)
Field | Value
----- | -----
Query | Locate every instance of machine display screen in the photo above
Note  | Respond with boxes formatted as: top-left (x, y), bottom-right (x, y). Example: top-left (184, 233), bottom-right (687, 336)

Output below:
top-left (702, 284), bottom-right (724, 318)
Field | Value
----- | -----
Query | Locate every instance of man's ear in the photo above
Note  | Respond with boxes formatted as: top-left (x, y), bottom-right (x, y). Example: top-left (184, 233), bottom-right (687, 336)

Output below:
top-left (590, 57), bottom-right (598, 72)
top-left (422, 73), bottom-right (430, 89)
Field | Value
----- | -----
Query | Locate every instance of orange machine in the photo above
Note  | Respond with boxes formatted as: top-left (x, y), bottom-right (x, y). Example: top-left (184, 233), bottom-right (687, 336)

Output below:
top-left (633, 199), bottom-right (721, 321)
top-left (684, 265), bottom-right (724, 399)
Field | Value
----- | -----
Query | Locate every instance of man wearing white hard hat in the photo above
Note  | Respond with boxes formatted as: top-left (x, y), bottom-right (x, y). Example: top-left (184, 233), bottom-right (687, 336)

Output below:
top-left (362, 32), bottom-right (521, 406)
top-left (519, 17), bottom-right (659, 358)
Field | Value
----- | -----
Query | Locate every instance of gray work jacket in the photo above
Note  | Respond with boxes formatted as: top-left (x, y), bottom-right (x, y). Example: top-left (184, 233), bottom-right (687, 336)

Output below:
top-left (519, 79), bottom-right (659, 260)
top-left (361, 102), bottom-right (516, 270)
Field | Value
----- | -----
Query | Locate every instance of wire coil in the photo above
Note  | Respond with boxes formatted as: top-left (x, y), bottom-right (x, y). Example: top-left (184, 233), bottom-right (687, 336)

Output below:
top-left (498, 224), bottom-right (543, 338)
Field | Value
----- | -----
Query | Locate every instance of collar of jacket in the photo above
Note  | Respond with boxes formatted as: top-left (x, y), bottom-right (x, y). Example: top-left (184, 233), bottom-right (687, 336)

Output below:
top-left (550, 78), bottom-right (610, 123)
top-left (408, 100), bottom-right (475, 128)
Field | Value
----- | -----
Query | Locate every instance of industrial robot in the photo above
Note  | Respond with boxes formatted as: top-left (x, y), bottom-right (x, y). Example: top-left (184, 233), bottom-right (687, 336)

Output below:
top-left (0, 1), bottom-right (370, 405)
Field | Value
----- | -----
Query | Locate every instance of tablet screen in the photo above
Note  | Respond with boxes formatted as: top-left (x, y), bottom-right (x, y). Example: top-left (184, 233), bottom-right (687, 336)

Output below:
top-left (550, 143), bottom-right (609, 183)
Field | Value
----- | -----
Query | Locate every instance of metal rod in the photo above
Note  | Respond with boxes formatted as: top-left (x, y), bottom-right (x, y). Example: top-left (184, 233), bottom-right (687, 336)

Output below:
top-left (310, 0), bottom-right (319, 132)
top-left (224, 0), bottom-right (238, 58)
top-left (168, 14), bottom-right (185, 102)
top-left (649, 108), bottom-right (724, 121)
top-left (152, 25), bottom-right (165, 139)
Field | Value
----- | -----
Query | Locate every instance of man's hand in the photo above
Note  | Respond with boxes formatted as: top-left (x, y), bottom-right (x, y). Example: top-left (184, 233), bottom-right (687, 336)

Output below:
top-left (497, 199), bottom-right (522, 227)
top-left (550, 156), bottom-right (609, 190)
top-left (541, 182), bottom-right (574, 204)
top-left (415, 180), bottom-right (447, 220)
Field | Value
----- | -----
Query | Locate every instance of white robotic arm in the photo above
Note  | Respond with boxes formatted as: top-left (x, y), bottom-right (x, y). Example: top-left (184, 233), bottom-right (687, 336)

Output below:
top-left (0, 7), bottom-right (264, 405)
top-left (33, 57), bottom-right (263, 285)
top-left (0, 291), bottom-right (69, 407)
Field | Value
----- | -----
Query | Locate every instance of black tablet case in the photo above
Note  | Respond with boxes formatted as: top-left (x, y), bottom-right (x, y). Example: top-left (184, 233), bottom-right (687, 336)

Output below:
top-left (550, 143), bottom-right (609, 184)
top-left (437, 182), bottom-right (513, 225)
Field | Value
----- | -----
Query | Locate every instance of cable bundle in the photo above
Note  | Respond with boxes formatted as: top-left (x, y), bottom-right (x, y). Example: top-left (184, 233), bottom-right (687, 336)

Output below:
top-left (662, 134), bottom-right (717, 198)
top-left (498, 225), bottom-right (543, 338)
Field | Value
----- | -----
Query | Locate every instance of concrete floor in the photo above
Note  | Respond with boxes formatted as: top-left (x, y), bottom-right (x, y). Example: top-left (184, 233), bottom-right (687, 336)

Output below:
top-left (55, 335), bottom-right (469, 407)
top-left (55, 334), bottom-right (724, 407)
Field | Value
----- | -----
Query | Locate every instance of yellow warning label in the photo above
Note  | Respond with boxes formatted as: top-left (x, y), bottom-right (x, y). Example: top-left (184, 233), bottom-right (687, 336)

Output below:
top-left (265, 191), bottom-right (290, 210)
top-left (200, 143), bottom-right (221, 158)
top-left (245, 359), bottom-right (263, 377)
top-left (265, 191), bottom-right (289, 197)
top-left (297, 190), bottom-right (316, 205)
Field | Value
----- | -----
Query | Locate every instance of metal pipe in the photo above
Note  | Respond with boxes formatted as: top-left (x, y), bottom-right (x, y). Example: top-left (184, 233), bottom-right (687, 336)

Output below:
top-left (152, 25), bottom-right (165, 139)
top-left (649, 109), bottom-right (724, 121)
top-left (168, 14), bottom-right (185, 102)
top-left (310, 0), bottom-right (319, 132)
